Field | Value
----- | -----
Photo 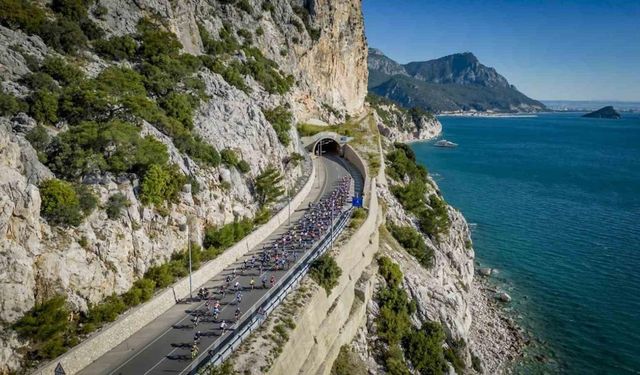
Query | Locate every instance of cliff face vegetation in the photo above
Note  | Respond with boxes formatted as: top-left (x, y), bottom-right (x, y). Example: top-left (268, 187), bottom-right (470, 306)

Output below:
top-left (0, 0), bottom-right (367, 371)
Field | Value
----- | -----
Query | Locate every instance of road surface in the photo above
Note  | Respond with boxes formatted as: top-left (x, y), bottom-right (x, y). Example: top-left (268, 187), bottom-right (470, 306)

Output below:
top-left (79, 154), bottom-right (361, 375)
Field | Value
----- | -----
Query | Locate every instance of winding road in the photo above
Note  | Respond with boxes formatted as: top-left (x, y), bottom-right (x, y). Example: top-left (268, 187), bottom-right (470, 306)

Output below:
top-left (78, 153), bottom-right (361, 375)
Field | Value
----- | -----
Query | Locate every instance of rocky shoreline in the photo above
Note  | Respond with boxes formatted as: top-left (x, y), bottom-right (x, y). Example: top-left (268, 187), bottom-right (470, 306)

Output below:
top-left (469, 272), bottom-right (527, 374)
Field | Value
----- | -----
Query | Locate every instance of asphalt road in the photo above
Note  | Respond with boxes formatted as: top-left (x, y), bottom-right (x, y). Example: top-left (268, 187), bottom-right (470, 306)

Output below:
top-left (79, 154), bottom-right (359, 375)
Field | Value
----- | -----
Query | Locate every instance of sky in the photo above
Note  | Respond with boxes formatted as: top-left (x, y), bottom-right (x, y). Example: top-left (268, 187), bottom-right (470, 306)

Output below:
top-left (363, 0), bottom-right (640, 102)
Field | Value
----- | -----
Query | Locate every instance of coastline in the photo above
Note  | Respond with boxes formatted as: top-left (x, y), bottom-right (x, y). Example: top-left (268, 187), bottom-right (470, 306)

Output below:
top-left (402, 131), bottom-right (527, 373)
top-left (469, 273), bottom-right (527, 373)
top-left (438, 112), bottom-right (540, 118)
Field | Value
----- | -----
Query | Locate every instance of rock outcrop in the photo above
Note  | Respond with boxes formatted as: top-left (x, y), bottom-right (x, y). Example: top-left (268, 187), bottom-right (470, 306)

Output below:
top-left (582, 105), bottom-right (621, 119)
top-left (371, 101), bottom-right (442, 142)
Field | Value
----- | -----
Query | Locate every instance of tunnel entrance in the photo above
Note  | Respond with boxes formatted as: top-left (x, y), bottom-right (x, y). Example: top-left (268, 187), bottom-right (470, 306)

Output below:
top-left (313, 138), bottom-right (341, 156)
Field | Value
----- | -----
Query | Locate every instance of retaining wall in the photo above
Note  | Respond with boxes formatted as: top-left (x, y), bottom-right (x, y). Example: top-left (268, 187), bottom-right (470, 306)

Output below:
top-left (34, 162), bottom-right (316, 375)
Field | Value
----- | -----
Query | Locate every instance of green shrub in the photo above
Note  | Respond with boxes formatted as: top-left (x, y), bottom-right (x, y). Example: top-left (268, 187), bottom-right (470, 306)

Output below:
top-left (13, 295), bottom-right (73, 360)
top-left (0, 90), bottom-right (28, 116)
top-left (85, 294), bottom-right (127, 324)
top-left (261, 1), bottom-right (275, 13)
top-left (40, 17), bottom-right (88, 54)
top-left (160, 92), bottom-right (198, 129)
top-left (237, 159), bottom-right (251, 174)
top-left (137, 18), bottom-right (182, 59)
top-left (106, 193), bottom-right (130, 220)
top-left (417, 195), bottom-right (450, 237)
top-left (388, 224), bottom-right (434, 269)
top-left (46, 120), bottom-right (169, 179)
top-left (237, 0), bottom-right (253, 14)
top-left (122, 278), bottom-right (156, 306)
top-left (331, 345), bottom-right (368, 375)
top-left (144, 263), bottom-right (175, 289)
top-left (13, 294), bottom-right (69, 343)
top-left (404, 322), bottom-right (448, 375)
top-left (39, 179), bottom-right (83, 226)
top-left (377, 256), bottom-right (403, 287)
top-left (93, 4), bottom-right (108, 19)
top-left (242, 47), bottom-right (294, 94)
top-left (387, 144), bottom-right (450, 237)
top-left (0, 0), bottom-right (48, 35)
top-left (349, 207), bottom-right (366, 229)
top-left (94, 35), bottom-right (137, 61)
top-left (237, 28), bottom-right (252, 44)
top-left (256, 27), bottom-right (264, 36)
top-left (262, 105), bottom-right (292, 146)
top-left (289, 152), bottom-right (304, 167)
top-left (221, 148), bottom-right (240, 167)
top-left (253, 206), bottom-right (271, 225)
top-left (199, 22), bottom-right (240, 56)
top-left (21, 72), bottom-right (58, 92)
top-left (28, 89), bottom-right (60, 124)
top-left (76, 184), bottom-right (98, 216)
top-left (41, 56), bottom-right (83, 85)
top-left (203, 218), bottom-right (254, 249)
top-left (309, 254), bottom-right (342, 295)
top-left (255, 166), bottom-right (284, 207)
top-left (140, 163), bottom-right (186, 206)
top-left (174, 135), bottom-right (221, 167)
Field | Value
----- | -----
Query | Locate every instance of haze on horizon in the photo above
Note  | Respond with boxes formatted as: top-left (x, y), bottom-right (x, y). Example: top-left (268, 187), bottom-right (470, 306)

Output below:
top-left (363, 0), bottom-right (640, 102)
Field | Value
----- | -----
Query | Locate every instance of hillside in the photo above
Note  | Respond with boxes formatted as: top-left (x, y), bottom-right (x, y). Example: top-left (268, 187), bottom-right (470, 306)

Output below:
top-left (368, 48), bottom-right (546, 113)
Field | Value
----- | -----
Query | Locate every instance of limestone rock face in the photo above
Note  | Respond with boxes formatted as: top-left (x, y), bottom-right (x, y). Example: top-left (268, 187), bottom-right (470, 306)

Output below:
top-left (372, 103), bottom-right (442, 143)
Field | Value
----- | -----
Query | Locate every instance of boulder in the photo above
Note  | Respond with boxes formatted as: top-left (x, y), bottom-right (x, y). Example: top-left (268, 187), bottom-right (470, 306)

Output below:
top-left (478, 267), bottom-right (492, 277)
top-left (495, 292), bottom-right (512, 303)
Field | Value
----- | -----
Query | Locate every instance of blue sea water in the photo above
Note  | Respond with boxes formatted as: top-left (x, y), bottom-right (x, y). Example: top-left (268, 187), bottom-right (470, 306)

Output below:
top-left (411, 113), bottom-right (640, 374)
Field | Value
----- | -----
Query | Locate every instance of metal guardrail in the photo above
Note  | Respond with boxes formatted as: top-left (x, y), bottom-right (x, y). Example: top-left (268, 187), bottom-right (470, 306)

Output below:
top-left (188, 207), bottom-right (354, 375)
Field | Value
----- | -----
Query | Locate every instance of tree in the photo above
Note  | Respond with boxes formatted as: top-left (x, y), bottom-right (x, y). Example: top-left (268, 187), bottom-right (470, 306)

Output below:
top-left (29, 89), bottom-right (60, 124)
top-left (255, 166), bottom-right (284, 207)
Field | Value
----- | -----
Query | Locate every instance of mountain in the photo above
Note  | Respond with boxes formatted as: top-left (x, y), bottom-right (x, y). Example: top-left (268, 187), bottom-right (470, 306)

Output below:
top-left (368, 48), bottom-right (546, 113)
top-left (583, 106), bottom-right (622, 119)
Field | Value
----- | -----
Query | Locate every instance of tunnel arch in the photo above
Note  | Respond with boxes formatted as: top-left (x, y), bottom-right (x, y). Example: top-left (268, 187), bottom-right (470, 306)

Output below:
top-left (312, 138), bottom-right (342, 156)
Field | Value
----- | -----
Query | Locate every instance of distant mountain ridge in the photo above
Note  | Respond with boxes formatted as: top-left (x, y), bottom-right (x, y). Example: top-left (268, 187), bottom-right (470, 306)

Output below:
top-left (368, 48), bottom-right (546, 113)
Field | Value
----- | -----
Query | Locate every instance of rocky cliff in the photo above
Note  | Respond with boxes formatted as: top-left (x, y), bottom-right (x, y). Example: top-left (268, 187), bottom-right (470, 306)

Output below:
top-left (368, 96), bottom-right (442, 142)
top-left (0, 0), bottom-right (367, 372)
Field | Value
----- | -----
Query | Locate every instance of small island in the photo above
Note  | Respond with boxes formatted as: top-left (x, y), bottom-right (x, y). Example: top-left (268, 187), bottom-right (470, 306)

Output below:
top-left (583, 106), bottom-right (621, 119)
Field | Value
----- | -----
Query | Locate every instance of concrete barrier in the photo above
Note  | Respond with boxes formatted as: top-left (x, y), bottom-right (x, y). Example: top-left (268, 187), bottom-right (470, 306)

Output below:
top-left (34, 162), bottom-right (317, 375)
top-left (343, 144), bottom-right (370, 207)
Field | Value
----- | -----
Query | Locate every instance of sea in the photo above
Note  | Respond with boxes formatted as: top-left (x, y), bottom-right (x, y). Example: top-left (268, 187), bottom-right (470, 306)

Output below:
top-left (410, 112), bottom-right (640, 374)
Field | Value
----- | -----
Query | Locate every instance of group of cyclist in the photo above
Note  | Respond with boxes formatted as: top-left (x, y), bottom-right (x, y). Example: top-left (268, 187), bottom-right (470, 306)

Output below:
top-left (189, 175), bottom-right (353, 360)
